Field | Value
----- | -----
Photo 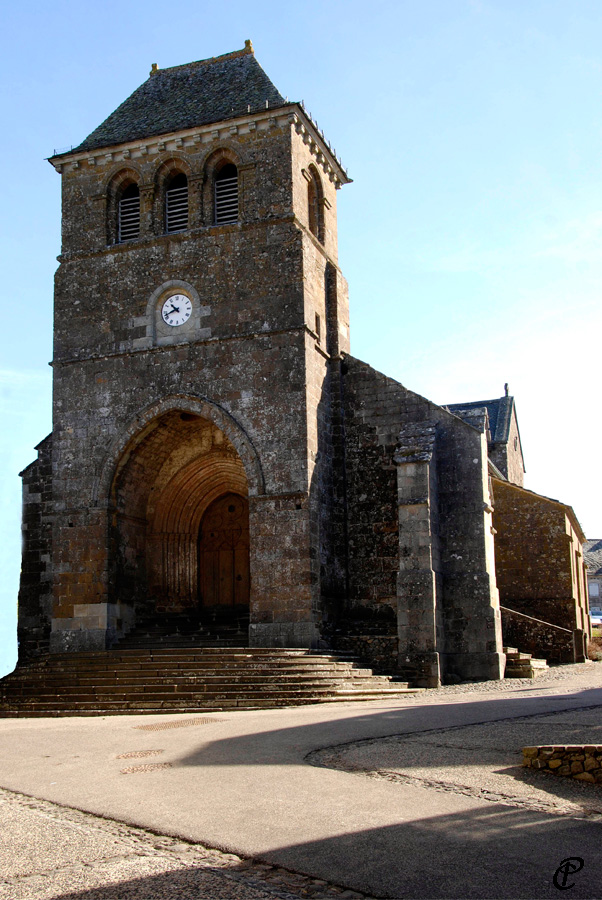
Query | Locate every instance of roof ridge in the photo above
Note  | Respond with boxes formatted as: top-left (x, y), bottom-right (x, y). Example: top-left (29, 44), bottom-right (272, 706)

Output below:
top-left (150, 41), bottom-right (254, 77)
top-left (448, 396), bottom-right (509, 407)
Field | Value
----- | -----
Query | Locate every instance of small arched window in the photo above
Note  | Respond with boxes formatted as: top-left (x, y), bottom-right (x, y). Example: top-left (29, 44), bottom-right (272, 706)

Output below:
top-left (214, 163), bottom-right (239, 224)
top-left (307, 166), bottom-right (324, 244)
top-left (165, 172), bottom-right (188, 233)
top-left (118, 183), bottom-right (140, 242)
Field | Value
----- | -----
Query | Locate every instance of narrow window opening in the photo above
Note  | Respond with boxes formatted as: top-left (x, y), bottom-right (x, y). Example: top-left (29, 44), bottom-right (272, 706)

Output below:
top-left (118, 183), bottom-right (140, 242)
top-left (165, 172), bottom-right (188, 233)
top-left (307, 166), bottom-right (324, 244)
top-left (315, 313), bottom-right (321, 342)
top-left (214, 163), bottom-right (239, 224)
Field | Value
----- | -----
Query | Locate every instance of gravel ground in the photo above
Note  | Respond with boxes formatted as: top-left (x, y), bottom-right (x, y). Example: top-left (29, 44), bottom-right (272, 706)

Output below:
top-left (310, 663), bottom-right (602, 821)
top-left (406, 659), bottom-right (602, 698)
top-left (0, 789), bottom-right (372, 900)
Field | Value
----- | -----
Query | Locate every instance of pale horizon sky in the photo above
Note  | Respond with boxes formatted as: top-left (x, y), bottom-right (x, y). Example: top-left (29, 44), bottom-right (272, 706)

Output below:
top-left (1, 0), bottom-right (601, 675)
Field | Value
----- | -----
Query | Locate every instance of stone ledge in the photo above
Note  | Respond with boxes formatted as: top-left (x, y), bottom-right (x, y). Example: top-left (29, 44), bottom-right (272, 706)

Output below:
top-left (523, 745), bottom-right (602, 783)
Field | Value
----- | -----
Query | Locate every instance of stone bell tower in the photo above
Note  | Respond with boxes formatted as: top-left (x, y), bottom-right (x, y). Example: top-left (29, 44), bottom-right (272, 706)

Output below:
top-left (18, 42), bottom-right (352, 656)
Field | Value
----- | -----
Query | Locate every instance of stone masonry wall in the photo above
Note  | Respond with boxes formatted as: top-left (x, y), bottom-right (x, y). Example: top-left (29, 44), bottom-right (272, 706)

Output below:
top-left (490, 405), bottom-right (524, 487)
top-left (523, 745), bottom-right (602, 785)
top-left (47, 108), bottom-right (348, 651)
top-left (492, 480), bottom-right (590, 641)
top-left (501, 606), bottom-right (575, 663)
top-left (17, 435), bottom-right (53, 662)
top-left (341, 357), bottom-right (504, 683)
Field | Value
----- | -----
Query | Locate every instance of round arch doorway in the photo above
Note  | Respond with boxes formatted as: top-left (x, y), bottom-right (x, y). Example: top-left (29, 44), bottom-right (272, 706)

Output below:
top-left (198, 492), bottom-right (250, 615)
top-left (110, 410), bottom-right (251, 639)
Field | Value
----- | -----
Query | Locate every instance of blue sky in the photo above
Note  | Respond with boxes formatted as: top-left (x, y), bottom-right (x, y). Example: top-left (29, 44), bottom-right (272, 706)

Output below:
top-left (1, 0), bottom-right (601, 675)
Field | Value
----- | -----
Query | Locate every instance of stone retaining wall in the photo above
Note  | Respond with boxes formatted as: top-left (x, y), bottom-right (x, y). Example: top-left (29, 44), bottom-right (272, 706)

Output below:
top-left (501, 606), bottom-right (575, 663)
top-left (523, 745), bottom-right (602, 783)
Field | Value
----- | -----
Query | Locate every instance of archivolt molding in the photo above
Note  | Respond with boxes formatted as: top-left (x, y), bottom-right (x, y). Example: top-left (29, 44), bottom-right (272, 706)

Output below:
top-left (95, 394), bottom-right (265, 505)
top-left (201, 143), bottom-right (248, 179)
top-left (153, 154), bottom-right (193, 186)
top-left (149, 453), bottom-right (247, 535)
top-left (104, 164), bottom-right (143, 195)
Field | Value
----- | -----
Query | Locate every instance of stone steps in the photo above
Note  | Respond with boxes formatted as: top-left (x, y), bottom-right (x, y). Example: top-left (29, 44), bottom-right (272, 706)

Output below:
top-left (503, 646), bottom-right (548, 678)
top-left (0, 648), bottom-right (420, 716)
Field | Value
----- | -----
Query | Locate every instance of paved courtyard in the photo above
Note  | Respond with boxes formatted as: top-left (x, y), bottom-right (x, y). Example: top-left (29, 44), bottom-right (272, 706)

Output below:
top-left (1, 662), bottom-right (601, 899)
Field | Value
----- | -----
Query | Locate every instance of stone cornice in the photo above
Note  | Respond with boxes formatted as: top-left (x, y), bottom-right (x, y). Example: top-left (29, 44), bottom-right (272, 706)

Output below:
top-left (289, 105), bottom-right (351, 188)
top-left (49, 107), bottom-right (295, 173)
top-left (48, 104), bottom-right (351, 189)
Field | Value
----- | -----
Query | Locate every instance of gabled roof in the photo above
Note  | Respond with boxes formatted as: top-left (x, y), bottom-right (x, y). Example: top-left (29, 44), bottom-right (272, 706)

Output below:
top-left (584, 539), bottom-right (602, 575)
top-left (447, 394), bottom-right (515, 444)
top-left (69, 43), bottom-right (288, 155)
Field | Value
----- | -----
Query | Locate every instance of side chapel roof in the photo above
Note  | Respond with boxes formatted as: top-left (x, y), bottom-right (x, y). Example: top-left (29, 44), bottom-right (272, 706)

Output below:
top-left (447, 394), bottom-right (516, 444)
top-left (69, 43), bottom-right (288, 154)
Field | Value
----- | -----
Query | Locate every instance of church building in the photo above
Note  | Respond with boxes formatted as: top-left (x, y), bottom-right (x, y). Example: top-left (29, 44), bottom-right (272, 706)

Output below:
top-left (17, 41), bottom-right (560, 690)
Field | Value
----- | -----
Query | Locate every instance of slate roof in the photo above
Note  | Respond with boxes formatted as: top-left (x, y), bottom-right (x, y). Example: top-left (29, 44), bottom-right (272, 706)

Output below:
top-left (68, 45), bottom-right (289, 155)
top-left (447, 395), bottom-right (514, 444)
top-left (584, 539), bottom-right (602, 575)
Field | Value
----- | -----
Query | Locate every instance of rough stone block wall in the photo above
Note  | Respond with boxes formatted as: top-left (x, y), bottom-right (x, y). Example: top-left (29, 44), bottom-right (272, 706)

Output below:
top-left (43, 108), bottom-right (350, 652)
top-left (523, 745), bottom-right (602, 784)
top-left (330, 635), bottom-right (399, 674)
top-left (501, 606), bottom-right (575, 663)
top-left (341, 356), bottom-right (504, 682)
top-left (17, 435), bottom-right (53, 662)
top-left (492, 480), bottom-right (589, 637)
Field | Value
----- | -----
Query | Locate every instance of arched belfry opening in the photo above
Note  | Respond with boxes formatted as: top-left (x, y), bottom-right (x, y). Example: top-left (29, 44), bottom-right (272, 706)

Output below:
top-left (110, 410), bottom-right (249, 634)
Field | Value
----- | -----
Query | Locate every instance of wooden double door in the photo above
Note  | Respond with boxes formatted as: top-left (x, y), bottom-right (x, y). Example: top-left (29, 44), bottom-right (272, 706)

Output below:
top-left (198, 492), bottom-right (250, 609)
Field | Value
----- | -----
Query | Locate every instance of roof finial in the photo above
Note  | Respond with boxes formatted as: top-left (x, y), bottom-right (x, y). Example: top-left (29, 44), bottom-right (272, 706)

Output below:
top-left (150, 63), bottom-right (159, 75)
top-left (504, 383), bottom-right (509, 396)
top-left (245, 39), bottom-right (254, 53)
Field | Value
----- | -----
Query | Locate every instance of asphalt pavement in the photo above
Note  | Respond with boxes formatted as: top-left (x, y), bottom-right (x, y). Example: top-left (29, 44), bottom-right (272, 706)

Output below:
top-left (1, 663), bottom-right (601, 899)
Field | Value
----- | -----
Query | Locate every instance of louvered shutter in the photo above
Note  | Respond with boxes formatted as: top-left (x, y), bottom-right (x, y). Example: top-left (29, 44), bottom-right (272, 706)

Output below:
top-left (165, 182), bottom-right (188, 233)
top-left (214, 168), bottom-right (238, 224)
top-left (118, 190), bottom-right (140, 242)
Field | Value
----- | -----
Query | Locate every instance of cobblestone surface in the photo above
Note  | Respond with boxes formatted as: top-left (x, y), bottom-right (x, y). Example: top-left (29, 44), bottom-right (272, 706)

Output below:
top-left (0, 789), bottom-right (374, 900)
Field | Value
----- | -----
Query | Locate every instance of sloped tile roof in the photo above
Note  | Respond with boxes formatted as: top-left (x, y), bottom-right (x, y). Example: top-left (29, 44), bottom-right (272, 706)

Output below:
top-left (584, 539), bottom-right (602, 575)
top-left (71, 45), bottom-right (288, 154)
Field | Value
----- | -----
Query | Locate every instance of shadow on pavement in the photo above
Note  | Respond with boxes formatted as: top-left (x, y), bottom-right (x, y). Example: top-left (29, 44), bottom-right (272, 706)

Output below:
top-left (50, 802), bottom-right (599, 900)
top-left (173, 685), bottom-right (602, 770)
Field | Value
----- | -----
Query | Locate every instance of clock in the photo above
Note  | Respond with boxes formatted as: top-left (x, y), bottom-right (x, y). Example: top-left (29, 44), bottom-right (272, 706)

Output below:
top-left (161, 294), bottom-right (192, 327)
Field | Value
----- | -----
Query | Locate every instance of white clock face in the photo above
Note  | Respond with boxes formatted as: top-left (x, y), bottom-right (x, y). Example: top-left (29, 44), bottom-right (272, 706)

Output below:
top-left (161, 294), bottom-right (192, 327)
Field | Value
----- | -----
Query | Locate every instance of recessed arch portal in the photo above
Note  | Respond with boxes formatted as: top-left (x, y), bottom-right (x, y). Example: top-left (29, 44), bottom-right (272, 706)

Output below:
top-left (96, 394), bottom-right (264, 507)
top-left (110, 409), bottom-right (250, 619)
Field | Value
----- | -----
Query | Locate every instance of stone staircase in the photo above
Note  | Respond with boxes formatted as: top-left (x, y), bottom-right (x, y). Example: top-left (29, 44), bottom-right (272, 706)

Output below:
top-left (0, 648), bottom-right (421, 717)
top-left (504, 646), bottom-right (548, 678)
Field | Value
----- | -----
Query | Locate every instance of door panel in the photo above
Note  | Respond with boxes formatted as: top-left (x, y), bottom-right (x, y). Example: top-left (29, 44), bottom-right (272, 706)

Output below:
top-left (198, 493), bottom-right (249, 608)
